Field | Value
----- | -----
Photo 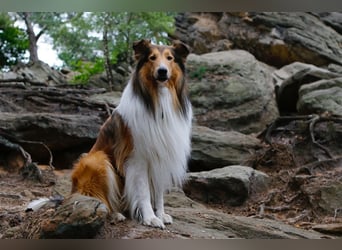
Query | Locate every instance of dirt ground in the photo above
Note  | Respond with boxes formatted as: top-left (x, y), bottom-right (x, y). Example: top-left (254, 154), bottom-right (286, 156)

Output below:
top-left (0, 118), bottom-right (341, 238)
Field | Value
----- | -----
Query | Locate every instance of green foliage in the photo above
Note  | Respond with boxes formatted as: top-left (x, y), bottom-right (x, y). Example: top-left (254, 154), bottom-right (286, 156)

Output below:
top-left (0, 13), bottom-right (28, 70)
top-left (71, 58), bottom-right (104, 84)
top-left (2, 12), bottom-right (176, 82)
top-left (189, 65), bottom-right (208, 80)
top-left (52, 12), bottom-right (175, 76)
top-left (84, 12), bottom-right (175, 64)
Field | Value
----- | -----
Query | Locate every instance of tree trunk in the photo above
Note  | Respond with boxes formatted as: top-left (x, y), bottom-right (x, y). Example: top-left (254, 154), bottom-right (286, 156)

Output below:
top-left (103, 14), bottom-right (114, 91)
top-left (22, 12), bottom-right (39, 63)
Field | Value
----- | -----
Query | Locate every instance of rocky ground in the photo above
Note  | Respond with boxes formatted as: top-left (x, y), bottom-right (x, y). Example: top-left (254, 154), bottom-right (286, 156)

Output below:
top-left (0, 152), bottom-right (340, 239)
top-left (0, 114), bottom-right (341, 238)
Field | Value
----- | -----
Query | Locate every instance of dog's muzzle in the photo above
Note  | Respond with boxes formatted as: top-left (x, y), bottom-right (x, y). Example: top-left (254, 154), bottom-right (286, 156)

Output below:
top-left (156, 67), bottom-right (169, 82)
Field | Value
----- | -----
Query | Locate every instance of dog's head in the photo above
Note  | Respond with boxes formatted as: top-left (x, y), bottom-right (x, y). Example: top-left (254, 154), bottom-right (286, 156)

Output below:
top-left (133, 39), bottom-right (190, 85)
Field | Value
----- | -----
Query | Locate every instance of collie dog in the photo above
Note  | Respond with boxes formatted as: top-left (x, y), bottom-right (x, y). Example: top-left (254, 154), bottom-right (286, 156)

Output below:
top-left (71, 39), bottom-right (192, 229)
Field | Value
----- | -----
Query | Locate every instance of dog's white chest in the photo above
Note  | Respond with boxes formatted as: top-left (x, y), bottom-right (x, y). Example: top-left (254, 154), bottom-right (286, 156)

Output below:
top-left (117, 82), bottom-right (192, 188)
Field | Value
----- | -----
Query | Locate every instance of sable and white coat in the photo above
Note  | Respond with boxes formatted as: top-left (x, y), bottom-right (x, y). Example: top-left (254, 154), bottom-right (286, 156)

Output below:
top-left (71, 39), bottom-right (192, 229)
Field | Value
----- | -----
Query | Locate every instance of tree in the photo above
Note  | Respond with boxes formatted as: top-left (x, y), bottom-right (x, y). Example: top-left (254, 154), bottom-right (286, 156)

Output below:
top-left (52, 12), bottom-right (176, 84)
top-left (0, 13), bottom-right (28, 70)
top-left (3, 12), bottom-right (176, 84)
top-left (20, 12), bottom-right (40, 63)
top-left (102, 13), bottom-right (115, 90)
top-left (15, 12), bottom-right (83, 65)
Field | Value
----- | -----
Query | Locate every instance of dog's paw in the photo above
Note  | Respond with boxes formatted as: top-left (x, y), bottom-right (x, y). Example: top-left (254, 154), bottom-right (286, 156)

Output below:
top-left (115, 212), bottom-right (126, 222)
top-left (110, 212), bottom-right (126, 224)
top-left (161, 213), bottom-right (173, 224)
top-left (142, 216), bottom-right (165, 229)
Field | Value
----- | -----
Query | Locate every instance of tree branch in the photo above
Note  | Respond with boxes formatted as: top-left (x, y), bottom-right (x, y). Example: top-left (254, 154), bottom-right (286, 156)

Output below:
top-left (309, 114), bottom-right (334, 158)
top-left (35, 26), bottom-right (48, 41)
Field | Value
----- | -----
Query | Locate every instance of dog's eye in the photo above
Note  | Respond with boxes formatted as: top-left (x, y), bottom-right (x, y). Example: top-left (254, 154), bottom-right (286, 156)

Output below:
top-left (149, 55), bottom-right (156, 61)
top-left (167, 56), bottom-right (173, 61)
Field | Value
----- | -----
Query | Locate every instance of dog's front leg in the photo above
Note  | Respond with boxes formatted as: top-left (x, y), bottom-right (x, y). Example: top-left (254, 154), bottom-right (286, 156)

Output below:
top-left (154, 190), bottom-right (173, 225)
top-left (125, 159), bottom-right (165, 229)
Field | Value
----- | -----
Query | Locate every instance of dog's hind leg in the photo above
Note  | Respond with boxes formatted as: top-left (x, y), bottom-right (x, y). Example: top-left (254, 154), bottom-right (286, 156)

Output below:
top-left (124, 158), bottom-right (165, 229)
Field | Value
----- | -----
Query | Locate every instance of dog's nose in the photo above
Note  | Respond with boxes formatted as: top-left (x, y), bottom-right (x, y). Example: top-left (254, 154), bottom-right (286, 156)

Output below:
top-left (157, 67), bottom-right (168, 78)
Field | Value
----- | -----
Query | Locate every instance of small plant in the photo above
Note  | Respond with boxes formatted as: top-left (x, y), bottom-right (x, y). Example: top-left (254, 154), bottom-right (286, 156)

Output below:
top-left (71, 58), bottom-right (104, 84)
top-left (189, 65), bottom-right (207, 80)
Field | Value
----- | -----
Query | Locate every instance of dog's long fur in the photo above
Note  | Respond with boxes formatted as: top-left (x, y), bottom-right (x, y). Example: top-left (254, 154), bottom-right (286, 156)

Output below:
top-left (71, 39), bottom-right (192, 228)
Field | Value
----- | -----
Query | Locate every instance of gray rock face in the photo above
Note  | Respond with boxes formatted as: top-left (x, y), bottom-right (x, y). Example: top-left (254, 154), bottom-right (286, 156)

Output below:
top-left (0, 112), bottom-right (100, 168)
top-left (0, 61), bottom-right (67, 85)
top-left (88, 71), bottom-right (127, 91)
top-left (303, 179), bottom-right (342, 214)
top-left (176, 12), bottom-right (342, 67)
top-left (40, 193), bottom-right (108, 239)
top-left (36, 190), bottom-right (329, 239)
top-left (187, 50), bottom-right (278, 133)
top-left (87, 91), bottom-right (122, 107)
top-left (17, 171), bottom-right (333, 239)
top-left (190, 126), bottom-right (261, 171)
top-left (272, 62), bottom-right (342, 114)
top-left (165, 191), bottom-right (326, 239)
top-left (297, 77), bottom-right (342, 115)
top-left (318, 12), bottom-right (342, 34)
top-left (184, 166), bottom-right (270, 206)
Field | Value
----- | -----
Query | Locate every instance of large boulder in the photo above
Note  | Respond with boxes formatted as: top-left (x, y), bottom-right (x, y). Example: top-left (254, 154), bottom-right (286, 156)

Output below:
top-left (187, 50), bottom-right (278, 134)
top-left (183, 165), bottom-right (270, 206)
top-left (175, 12), bottom-right (229, 54)
top-left (165, 191), bottom-right (327, 239)
top-left (272, 62), bottom-right (342, 114)
top-left (190, 126), bottom-right (261, 172)
top-left (0, 82), bottom-right (115, 169)
top-left (1, 61), bottom-right (68, 86)
top-left (0, 112), bottom-right (100, 169)
top-left (303, 178), bottom-right (342, 215)
top-left (39, 193), bottom-right (108, 239)
top-left (297, 77), bottom-right (342, 115)
top-left (176, 12), bottom-right (342, 67)
top-left (318, 12), bottom-right (342, 34)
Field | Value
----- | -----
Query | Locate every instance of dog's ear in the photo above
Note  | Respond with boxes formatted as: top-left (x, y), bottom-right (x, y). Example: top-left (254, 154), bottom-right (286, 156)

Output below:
top-left (133, 39), bottom-right (151, 61)
top-left (172, 40), bottom-right (190, 62)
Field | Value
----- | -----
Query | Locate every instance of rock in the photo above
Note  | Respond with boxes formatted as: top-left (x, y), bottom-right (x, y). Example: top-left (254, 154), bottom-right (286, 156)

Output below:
top-left (176, 12), bottom-right (342, 67)
top-left (165, 191), bottom-right (327, 239)
top-left (88, 71), bottom-right (126, 91)
top-left (88, 91), bottom-right (122, 107)
top-left (297, 77), bottom-right (342, 115)
top-left (21, 190), bottom-right (34, 199)
top-left (272, 62), bottom-right (341, 113)
top-left (303, 178), bottom-right (342, 214)
top-left (312, 223), bottom-right (342, 235)
top-left (20, 163), bottom-right (43, 182)
top-left (19, 172), bottom-right (331, 239)
top-left (3, 226), bottom-right (22, 239)
top-left (0, 192), bottom-right (22, 199)
top-left (53, 169), bottom-right (73, 197)
top-left (0, 82), bottom-right (115, 169)
top-left (40, 193), bottom-right (108, 239)
top-left (190, 126), bottom-right (261, 171)
top-left (318, 182), bottom-right (342, 214)
top-left (175, 13), bottom-right (226, 54)
top-left (328, 63), bottom-right (342, 74)
top-left (183, 165), bottom-right (270, 206)
top-left (0, 112), bottom-right (101, 169)
top-left (187, 50), bottom-right (278, 133)
top-left (317, 12), bottom-right (342, 34)
top-left (3, 61), bottom-right (68, 86)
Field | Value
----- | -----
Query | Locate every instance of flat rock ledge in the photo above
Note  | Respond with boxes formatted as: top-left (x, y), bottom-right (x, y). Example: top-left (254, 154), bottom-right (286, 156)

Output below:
top-left (27, 191), bottom-right (331, 239)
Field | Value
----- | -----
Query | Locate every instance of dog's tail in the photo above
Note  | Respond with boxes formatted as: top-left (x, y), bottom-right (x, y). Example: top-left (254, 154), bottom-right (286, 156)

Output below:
top-left (71, 151), bottom-right (122, 215)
